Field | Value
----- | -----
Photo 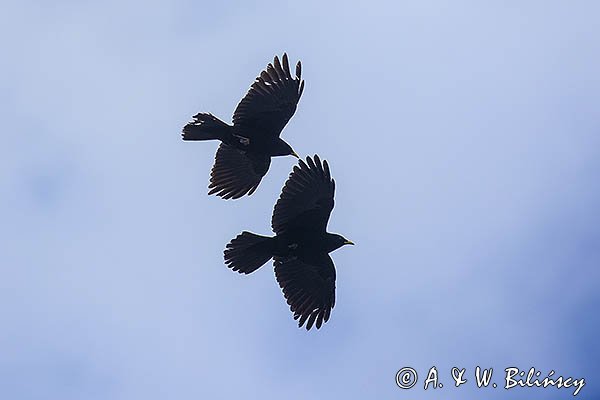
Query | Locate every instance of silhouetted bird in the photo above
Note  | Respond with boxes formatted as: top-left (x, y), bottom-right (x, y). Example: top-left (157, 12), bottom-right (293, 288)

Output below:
top-left (224, 155), bottom-right (353, 330)
top-left (182, 53), bottom-right (304, 199)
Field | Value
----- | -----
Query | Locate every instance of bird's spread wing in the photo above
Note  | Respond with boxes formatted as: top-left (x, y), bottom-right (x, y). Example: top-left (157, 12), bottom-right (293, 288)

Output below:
top-left (208, 144), bottom-right (270, 199)
top-left (274, 253), bottom-right (336, 330)
top-left (271, 155), bottom-right (335, 235)
top-left (233, 53), bottom-right (304, 139)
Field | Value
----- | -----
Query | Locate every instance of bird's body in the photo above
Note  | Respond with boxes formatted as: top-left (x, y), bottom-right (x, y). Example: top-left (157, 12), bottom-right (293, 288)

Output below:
top-left (224, 155), bottom-right (353, 330)
top-left (182, 53), bottom-right (304, 199)
top-left (245, 231), bottom-right (348, 259)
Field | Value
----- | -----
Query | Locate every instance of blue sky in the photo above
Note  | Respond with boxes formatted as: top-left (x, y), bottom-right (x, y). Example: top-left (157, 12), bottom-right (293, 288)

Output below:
top-left (1, 1), bottom-right (599, 399)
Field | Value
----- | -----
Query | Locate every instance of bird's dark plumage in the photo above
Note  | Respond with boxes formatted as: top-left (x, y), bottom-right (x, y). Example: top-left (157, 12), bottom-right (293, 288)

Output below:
top-left (224, 155), bottom-right (353, 330)
top-left (182, 53), bottom-right (304, 199)
top-left (208, 144), bottom-right (270, 199)
top-left (272, 155), bottom-right (335, 235)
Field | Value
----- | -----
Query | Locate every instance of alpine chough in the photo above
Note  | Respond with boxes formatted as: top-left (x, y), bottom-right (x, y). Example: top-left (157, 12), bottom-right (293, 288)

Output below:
top-left (182, 53), bottom-right (304, 199)
top-left (224, 155), bottom-right (353, 330)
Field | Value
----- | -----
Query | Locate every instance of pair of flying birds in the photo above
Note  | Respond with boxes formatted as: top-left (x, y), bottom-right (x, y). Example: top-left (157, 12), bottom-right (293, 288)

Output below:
top-left (182, 53), bottom-right (353, 330)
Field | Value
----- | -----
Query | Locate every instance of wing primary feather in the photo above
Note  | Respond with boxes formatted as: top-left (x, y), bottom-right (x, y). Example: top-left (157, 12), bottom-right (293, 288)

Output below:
top-left (316, 310), bottom-right (325, 329)
top-left (260, 71), bottom-right (271, 82)
top-left (282, 53), bottom-right (291, 78)
top-left (266, 64), bottom-right (279, 82)
top-left (273, 56), bottom-right (286, 81)
top-left (323, 160), bottom-right (331, 180)
top-left (306, 311), bottom-right (318, 330)
top-left (298, 311), bottom-right (310, 327)
top-left (313, 155), bottom-right (324, 178)
top-left (306, 155), bottom-right (316, 170)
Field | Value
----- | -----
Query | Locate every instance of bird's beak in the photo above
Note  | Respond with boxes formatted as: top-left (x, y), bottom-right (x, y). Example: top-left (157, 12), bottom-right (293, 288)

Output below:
top-left (344, 240), bottom-right (355, 246)
top-left (291, 150), bottom-right (300, 159)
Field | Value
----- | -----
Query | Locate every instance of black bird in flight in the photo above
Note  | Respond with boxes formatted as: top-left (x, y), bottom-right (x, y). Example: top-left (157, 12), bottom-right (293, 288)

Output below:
top-left (224, 155), bottom-right (354, 330)
top-left (182, 53), bottom-right (304, 199)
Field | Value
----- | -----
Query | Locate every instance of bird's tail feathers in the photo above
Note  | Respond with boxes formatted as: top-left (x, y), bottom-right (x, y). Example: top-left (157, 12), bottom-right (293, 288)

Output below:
top-left (224, 232), bottom-right (274, 274)
top-left (182, 113), bottom-right (231, 141)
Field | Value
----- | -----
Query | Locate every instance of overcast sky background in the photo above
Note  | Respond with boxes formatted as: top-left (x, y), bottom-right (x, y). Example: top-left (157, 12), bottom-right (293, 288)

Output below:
top-left (1, 1), bottom-right (599, 399)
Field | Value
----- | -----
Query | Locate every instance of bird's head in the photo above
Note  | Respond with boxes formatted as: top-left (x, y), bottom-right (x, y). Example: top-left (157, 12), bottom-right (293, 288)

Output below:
top-left (326, 233), bottom-right (355, 253)
top-left (272, 138), bottom-right (299, 158)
